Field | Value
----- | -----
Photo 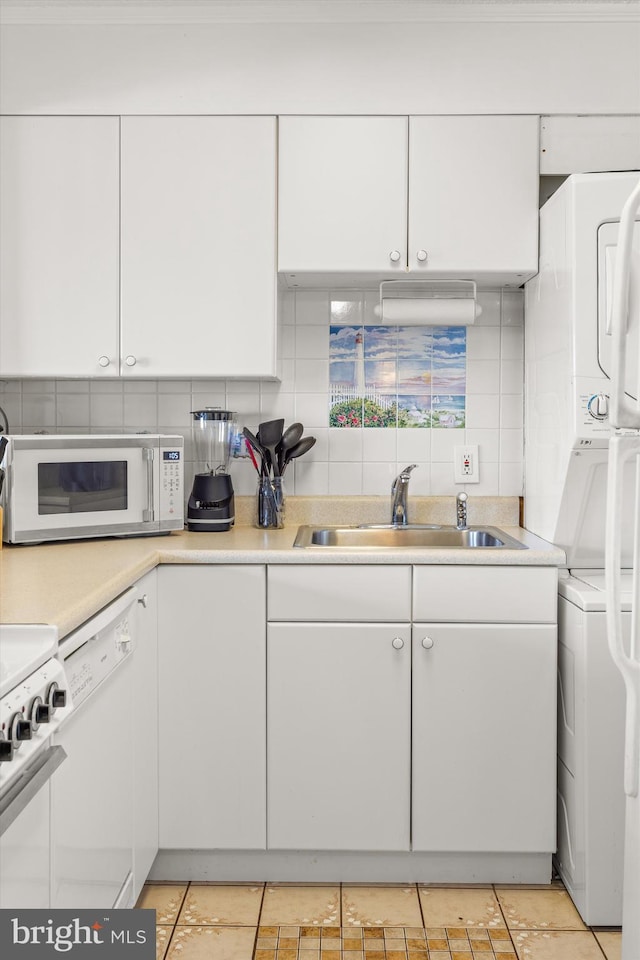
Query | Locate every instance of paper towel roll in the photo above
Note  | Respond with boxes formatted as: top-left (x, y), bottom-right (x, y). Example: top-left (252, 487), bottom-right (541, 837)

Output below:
top-left (374, 297), bottom-right (480, 325)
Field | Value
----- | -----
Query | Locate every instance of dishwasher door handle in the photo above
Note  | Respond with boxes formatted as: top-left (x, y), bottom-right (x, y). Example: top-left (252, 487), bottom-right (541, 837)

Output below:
top-left (0, 745), bottom-right (67, 837)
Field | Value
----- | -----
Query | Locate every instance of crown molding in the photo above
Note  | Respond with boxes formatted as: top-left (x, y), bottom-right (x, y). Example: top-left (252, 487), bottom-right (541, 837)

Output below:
top-left (1, 0), bottom-right (639, 26)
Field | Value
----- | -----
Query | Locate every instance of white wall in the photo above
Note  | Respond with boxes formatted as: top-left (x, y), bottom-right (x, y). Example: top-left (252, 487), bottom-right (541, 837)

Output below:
top-left (1, 21), bottom-right (638, 115)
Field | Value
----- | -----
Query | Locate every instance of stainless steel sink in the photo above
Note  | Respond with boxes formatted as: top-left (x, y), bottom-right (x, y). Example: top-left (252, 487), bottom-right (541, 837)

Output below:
top-left (293, 524), bottom-right (527, 550)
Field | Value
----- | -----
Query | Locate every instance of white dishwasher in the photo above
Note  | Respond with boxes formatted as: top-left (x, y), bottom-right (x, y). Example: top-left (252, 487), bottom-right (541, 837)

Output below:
top-left (51, 587), bottom-right (138, 909)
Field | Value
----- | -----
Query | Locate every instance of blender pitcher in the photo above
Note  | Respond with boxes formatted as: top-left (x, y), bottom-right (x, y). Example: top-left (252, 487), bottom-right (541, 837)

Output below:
top-left (187, 408), bottom-right (237, 532)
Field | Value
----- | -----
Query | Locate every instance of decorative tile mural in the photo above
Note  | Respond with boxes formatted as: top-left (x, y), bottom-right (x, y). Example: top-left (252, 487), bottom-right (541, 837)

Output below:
top-left (329, 325), bottom-right (466, 428)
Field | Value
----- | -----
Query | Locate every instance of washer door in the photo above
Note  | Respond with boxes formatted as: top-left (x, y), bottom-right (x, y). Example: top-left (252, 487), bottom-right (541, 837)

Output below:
top-left (597, 218), bottom-right (640, 400)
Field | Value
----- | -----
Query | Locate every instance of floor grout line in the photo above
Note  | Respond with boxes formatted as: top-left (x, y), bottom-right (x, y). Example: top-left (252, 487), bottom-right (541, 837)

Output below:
top-left (146, 882), bottom-right (622, 960)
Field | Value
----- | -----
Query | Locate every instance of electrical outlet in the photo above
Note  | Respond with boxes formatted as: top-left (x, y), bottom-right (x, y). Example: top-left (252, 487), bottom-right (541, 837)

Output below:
top-left (454, 444), bottom-right (479, 483)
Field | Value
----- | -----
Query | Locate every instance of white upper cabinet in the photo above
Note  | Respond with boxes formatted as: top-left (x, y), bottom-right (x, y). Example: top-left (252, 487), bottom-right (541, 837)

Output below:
top-left (1, 115), bottom-right (277, 379)
top-left (0, 117), bottom-right (120, 378)
top-left (278, 116), bottom-right (408, 274)
top-left (120, 116), bottom-right (278, 378)
top-left (278, 115), bottom-right (539, 285)
top-left (408, 115), bottom-right (539, 280)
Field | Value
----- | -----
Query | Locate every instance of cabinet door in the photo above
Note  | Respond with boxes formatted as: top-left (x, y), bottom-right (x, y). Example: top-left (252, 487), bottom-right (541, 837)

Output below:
top-left (0, 117), bottom-right (120, 377)
top-left (132, 570), bottom-right (158, 902)
top-left (412, 623), bottom-right (556, 853)
top-left (121, 117), bottom-right (277, 378)
top-left (408, 116), bottom-right (539, 278)
top-left (157, 566), bottom-right (266, 849)
top-left (268, 622), bottom-right (410, 851)
top-left (278, 116), bottom-right (408, 273)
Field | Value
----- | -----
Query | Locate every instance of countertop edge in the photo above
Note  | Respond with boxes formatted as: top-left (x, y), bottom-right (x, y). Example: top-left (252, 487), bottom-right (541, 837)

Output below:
top-left (0, 526), bottom-right (566, 637)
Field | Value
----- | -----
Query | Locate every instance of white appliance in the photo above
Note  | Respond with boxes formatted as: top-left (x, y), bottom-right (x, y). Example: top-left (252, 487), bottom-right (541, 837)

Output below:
top-left (1, 433), bottom-right (183, 544)
top-left (51, 587), bottom-right (138, 909)
top-left (604, 177), bottom-right (640, 960)
top-left (524, 172), bottom-right (639, 951)
top-left (0, 625), bottom-right (73, 908)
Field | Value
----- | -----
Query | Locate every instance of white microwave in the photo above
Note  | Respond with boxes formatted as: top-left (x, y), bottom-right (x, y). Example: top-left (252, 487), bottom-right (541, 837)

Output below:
top-left (1, 434), bottom-right (184, 544)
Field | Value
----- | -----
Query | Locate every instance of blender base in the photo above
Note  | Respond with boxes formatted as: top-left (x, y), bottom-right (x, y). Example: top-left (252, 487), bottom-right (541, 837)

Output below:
top-left (187, 473), bottom-right (235, 533)
top-left (186, 507), bottom-right (234, 533)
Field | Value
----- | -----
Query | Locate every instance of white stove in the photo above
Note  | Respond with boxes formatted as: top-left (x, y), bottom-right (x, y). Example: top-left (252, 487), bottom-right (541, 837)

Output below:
top-left (0, 624), bottom-right (73, 895)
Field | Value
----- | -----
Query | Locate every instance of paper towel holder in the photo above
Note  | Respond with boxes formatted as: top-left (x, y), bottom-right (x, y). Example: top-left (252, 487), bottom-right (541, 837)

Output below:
top-left (373, 279), bottom-right (482, 325)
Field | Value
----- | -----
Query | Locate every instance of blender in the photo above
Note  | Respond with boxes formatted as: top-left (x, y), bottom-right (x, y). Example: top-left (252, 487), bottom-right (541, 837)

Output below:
top-left (187, 408), bottom-right (237, 532)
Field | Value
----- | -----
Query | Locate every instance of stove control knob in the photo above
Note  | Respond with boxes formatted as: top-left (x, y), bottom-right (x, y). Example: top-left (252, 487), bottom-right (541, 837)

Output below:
top-left (587, 393), bottom-right (609, 420)
top-left (46, 682), bottom-right (67, 712)
top-left (0, 733), bottom-right (14, 762)
top-left (8, 712), bottom-right (32, 749)
top-left (29, 696), bottom-right (51, 732)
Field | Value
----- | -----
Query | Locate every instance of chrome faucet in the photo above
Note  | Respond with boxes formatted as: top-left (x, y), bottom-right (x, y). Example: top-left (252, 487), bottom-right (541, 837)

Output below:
top-left (456, 491), bottom-right (468, 530)
top-left (391, 464), bottom-right (418, 525)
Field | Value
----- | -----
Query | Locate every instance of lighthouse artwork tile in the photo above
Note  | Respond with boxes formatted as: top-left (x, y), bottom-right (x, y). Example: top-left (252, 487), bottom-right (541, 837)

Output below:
top-left (329, 324), bottom-right (466, 428)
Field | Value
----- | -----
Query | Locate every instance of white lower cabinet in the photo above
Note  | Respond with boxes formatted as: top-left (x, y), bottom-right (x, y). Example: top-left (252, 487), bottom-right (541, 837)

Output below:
top-left (157, 565), bottom-right (266, 849)
top-left (265, 563), bottom-right (557, 863)
top-left (412, 622), bottom-right (557, 853)
top-left (267, 622), bottom-right (411, 851)
top-left (150, 561), bottom-right (557, 876)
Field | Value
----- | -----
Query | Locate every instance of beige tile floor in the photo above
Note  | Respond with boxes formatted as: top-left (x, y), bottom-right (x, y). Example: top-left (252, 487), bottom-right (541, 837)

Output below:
top-left (135, 882), bottom-right (622, 960)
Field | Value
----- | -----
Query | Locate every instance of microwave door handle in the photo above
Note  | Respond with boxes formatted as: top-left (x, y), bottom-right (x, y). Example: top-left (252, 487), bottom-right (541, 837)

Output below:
top-left (0, 745), bottom-right (67, 837)
top-left (142, 447), bottom-right (154, 522)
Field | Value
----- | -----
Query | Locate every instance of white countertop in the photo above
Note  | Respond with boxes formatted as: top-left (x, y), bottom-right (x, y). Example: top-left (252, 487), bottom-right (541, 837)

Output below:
top-left (0, 520), bottom-right (565, 638)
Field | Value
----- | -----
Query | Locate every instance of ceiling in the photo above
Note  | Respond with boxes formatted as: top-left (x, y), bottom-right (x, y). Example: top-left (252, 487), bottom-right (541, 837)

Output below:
top-left (1, 0), bottom-right (639, 25)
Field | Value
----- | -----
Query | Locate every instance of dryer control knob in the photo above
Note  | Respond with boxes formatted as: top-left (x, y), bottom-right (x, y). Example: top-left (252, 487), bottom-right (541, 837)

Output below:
top-left (587, 393), bottom-right (609, 420)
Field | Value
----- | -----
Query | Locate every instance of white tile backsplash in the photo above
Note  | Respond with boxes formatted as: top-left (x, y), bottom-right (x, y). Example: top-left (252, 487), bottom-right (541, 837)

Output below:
top-left (466, 359), bottom-right (501, 394)
top-left (296, 290), bottom-right (329, 325)
top-left (362, 428), bottom-right (396, 462)
top-left (466, 427), bottom-right (500, 462)
top-left (294, 358), bottom-right (329, 393)
top-left (56, 393), bottom-right (90, 428)
top-left (499, 461), bottom-right (524, 497)
top-left (466, 325), bottom-right (500, 360)
top-left (1, 287), bottom-right (525, 499)
top-left (465, 394), bottom-right (500, 429)
top-left (329, 460), bottom-right (362, 495)
top-left (329, 427), bottom-right (363, 461)
top-left (362, 461), bottom-right (398, 496)
top-left (295, 324), bottom-right (330, 360)
top-left (500, 325), bottom-right (524, 360)
top-left (294, 392), bottom-right (328, 427)
top-left (500, 358), bottom-right (525, 394)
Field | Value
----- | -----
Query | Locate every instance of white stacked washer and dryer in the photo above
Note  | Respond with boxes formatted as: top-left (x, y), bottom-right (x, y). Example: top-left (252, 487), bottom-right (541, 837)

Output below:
top-left (524, 171), bottom-right (639, 927)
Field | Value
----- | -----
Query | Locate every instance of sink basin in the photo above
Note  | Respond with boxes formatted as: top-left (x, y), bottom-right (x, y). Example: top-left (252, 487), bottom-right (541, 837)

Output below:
top-left (293, 524), bottom-right (527, 550)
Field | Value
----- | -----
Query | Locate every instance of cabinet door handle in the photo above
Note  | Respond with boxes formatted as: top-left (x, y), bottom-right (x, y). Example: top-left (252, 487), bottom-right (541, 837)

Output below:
top-left (98, 356), bottom-right (111, 367)
top-left (137, 594), bottom-right (148, 608)
top-left (416, 250), bottom-right (428, 262)
top-left (389, 250), bottom-right (402, 263)
top-left (421, 636), bottom-right (434, 649)
top-left (124, 355), bottom-right (137, 367)
top-left (392, 637), bottom-right (405, 650)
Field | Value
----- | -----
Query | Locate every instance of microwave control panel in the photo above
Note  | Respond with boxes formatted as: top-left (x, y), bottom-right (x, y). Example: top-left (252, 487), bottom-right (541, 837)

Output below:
top-left (159, 440), bottom-right (184, 525)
